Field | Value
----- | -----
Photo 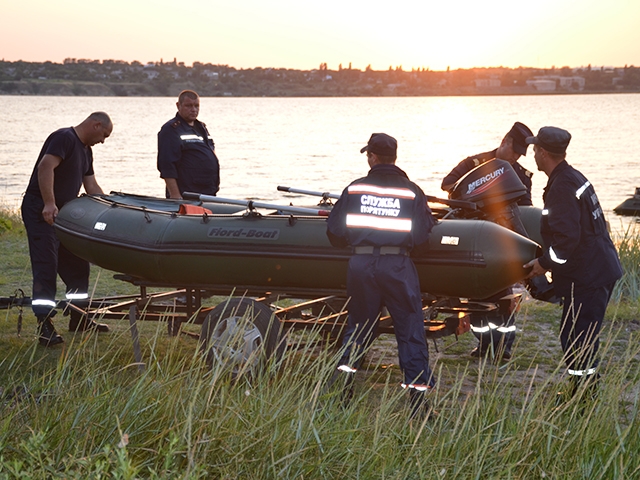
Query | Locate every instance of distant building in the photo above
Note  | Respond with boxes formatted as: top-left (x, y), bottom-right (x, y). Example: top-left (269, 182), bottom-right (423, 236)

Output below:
top-left (527, 75), bottom-right (585, 91)
top-left (526, 79), bottom-right (557, 91)
top-left (474, 78), bottom-right (501, 88)
top-left (203, 70), bottom-right (219, 79)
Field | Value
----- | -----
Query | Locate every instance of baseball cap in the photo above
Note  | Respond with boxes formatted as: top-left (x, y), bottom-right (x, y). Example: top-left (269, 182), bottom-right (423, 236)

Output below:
top-left (508, 122), bottom-right (534, 156)
top-left (526, 126), bottom-right (572, 154)
top-left (360, 133), bottom-right (397, 156)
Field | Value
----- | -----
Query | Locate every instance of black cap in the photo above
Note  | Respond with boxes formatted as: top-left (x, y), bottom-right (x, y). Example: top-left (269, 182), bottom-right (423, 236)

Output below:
top-left (526, 126), bottom-right (572, 154)
top-left (508, 122), bottom-right (534, 156)
top-left (360, 133), bottom-right (397, 156)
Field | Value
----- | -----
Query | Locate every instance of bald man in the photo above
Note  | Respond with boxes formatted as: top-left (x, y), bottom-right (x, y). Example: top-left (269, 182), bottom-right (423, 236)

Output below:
top-left (22, 112), bottom-right (112, 346)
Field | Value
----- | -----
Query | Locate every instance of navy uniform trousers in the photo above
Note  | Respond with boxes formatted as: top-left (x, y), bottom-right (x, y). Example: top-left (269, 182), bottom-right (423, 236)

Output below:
top-left (21, 194), bottom-right (89, 318)
top-left (469, 202), bottom-right (524, 353)
top-left (339, 253), bottom-right (434, 388)
top-left (560, 282), bottom-right (615, 375)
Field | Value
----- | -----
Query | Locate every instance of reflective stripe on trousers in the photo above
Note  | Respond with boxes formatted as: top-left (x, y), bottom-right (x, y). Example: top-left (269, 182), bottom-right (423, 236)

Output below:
top-left (470, 323), bottom-right (516, 334)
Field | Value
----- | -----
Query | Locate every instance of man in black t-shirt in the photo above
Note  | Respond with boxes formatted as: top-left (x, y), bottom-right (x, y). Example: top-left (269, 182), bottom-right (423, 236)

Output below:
top-left (157, 90), bottom-right (220, 199)
top-left (22, 112), bottom-right (113, 346)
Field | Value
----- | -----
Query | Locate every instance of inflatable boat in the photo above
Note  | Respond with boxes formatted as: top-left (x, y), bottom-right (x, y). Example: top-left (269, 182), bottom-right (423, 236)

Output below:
top-left (54, 191), bottom-right (540, 300)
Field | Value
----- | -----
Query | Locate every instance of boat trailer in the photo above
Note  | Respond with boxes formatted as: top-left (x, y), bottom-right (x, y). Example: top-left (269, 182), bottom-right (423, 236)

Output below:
top-left (2, 275), bottom-right (520, 372)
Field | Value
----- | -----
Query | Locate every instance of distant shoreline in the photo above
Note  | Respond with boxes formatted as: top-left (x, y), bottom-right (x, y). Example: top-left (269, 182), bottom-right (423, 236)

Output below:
top-left (0, 83), bottom-right (636, 98)
top-left (3, 60), bottom-right (639, 97)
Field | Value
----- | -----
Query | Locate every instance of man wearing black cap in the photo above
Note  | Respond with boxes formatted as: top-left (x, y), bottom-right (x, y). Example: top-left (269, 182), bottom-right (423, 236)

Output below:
top-left (441, 122), bottom-right (534, 360)
top-left (326, 133), bottom-right (437, 418)
top-left (524, 126), bottom-right (622, 397)
top-left (441, 122), bottom-right (535, 204)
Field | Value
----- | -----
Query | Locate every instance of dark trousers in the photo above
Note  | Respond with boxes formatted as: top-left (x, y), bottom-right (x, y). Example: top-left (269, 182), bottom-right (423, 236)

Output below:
top-left (560, 282), bottom-right (615, 375)
top-left (470, 288), bottom-right (516, 352)
top-left (21, 194), bottom-right (89, 318)
top-left (339, 254), bottom-right (435, 387)
top-left (470, 203), bottom-right (526, 354)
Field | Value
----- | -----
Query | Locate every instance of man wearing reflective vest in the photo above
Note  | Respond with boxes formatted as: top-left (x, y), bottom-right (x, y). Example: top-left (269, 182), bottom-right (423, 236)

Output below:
top-left (326, 133), bottom-right (436, 417)
top-left (524, 126), bottom-right (622, 396)
top-left (157, 90), bottom-right (220, 199)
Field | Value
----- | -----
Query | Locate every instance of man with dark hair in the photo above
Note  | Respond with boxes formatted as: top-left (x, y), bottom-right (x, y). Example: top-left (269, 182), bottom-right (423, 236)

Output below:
top-left (22, 112), bottom-right (112, 346)
top-left (441, 122), bottom-right (534, 360)
top-left (524, 126), bottom-right (622, 397)
top-left (157, 90), bottom-right (220, 199)
top-left (327, 133), bottom-right (437, 418)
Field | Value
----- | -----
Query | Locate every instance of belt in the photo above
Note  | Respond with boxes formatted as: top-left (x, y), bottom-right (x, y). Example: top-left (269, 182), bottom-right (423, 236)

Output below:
top-left (353, 246), bottom-right (408, 256)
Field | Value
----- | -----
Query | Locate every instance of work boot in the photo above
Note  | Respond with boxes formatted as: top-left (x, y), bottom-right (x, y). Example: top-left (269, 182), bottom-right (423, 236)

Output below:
top-left (325, 365), bottom-right (356, 407)
top-left (470, 344), bottom-right (489, 358)
top-left (409, 389), bottom-right (431, 421)
top-left (68, 311), bottom-right (110, 333)
top-left (501, 347), bottom-right (513, 360)
top-left (37, 316), bottom-right (64, 347)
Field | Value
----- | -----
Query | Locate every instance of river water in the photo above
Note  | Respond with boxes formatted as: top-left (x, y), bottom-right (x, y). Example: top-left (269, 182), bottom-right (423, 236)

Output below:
top-left (1, 94), bottom-right (639, 232)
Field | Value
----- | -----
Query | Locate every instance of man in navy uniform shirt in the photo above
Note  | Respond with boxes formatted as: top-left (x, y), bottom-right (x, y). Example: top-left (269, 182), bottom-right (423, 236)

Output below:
top-left (157, 90), bottom-right (220, 199)
top-left (327, 133), bottom-right (436, 418)
top-left (441, 122), bottom-right (534, 205)
top-left (22, 112), bottom-right (112, 346)
top-left (524, 126), bottom-right (622, 397)
top-left (441, 122), bottom-right (534, 360)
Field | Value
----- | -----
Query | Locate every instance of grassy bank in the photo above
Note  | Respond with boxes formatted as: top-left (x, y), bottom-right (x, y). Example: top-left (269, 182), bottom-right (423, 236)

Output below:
top-left (1, 208), bottom-right (639, 478)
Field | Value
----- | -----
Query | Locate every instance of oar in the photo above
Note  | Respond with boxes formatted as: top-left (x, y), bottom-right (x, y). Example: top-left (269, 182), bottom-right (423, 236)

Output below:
top-left (182, 192), bottom-right (331, 216)
top-left (277, 185), bottom-right (477, 210)
top-left (426, 195), bottom-right (477, 210)
top-left (277, 185), bottom-right (340, 200)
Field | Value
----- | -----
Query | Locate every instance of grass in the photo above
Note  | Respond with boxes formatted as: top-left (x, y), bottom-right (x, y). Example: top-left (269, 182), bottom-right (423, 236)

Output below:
top-left (1, 207), bottom-right (640, 478)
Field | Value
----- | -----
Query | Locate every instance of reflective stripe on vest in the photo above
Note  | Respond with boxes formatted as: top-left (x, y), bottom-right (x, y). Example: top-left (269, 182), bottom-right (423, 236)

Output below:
top-left (346, 214), bottom-right (412, 232)
top-left (180, 134), bottom-right (204, 141)
top-left (347, 184), bottom-right (416, 199)
top-left (575, 181), bottom-right (591, 199)
top-left (549, 246), bottom-right (567, 264)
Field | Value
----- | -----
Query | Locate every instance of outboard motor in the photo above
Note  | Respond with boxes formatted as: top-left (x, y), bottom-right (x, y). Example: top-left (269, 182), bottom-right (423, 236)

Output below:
top-left (449, 159), bottom-right (527, 219)
top-left (449, 159), bottom-right (559, 304)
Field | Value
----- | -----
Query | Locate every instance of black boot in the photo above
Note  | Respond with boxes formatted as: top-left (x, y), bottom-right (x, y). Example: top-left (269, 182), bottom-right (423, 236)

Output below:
top-left (68, 310), bottom-right (109, 333)
top-left (409, 389), bottom-right (431, 420)
top-left (38, 316), bottom-right (64, 347)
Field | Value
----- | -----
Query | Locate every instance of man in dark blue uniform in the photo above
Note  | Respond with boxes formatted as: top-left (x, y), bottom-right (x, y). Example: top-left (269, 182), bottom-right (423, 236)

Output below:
top-left (441, 122), bottom-right (534, 204)
top-left (524, 126), bottom-right (622, 396)
top-left (157, 90), bottom-right (220, 199)
top-left (22, 112), bottom-right (113, 346)
top-left (327, 133), bottom-right (436, 417)
top-left (441, 122), bottom-right (534, 360)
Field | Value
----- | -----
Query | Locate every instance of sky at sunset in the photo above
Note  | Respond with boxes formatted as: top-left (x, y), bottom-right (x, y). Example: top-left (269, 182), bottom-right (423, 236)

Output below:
top-left (1, 0), bottom-right (639, 70)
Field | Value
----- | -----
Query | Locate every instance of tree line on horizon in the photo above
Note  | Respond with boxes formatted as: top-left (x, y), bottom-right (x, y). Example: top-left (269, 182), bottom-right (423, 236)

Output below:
top-left (1, 59), bottom-right (639, 97)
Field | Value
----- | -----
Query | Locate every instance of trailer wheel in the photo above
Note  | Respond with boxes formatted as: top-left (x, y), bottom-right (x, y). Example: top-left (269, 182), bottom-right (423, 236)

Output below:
top-left (199, 298), bottom-right (281, 373)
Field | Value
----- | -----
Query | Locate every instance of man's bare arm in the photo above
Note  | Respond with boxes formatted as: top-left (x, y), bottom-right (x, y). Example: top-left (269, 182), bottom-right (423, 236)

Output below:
top-left (83, 175), bottom-right (104, 195)
top-left (37, 154), bottom-right (62, 225)
top-left (164, 178), bottom-right (182, 199)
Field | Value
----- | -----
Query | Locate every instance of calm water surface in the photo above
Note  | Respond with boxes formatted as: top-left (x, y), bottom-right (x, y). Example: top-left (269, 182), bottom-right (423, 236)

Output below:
top-left (1, 94), bottom-right (639, 231)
